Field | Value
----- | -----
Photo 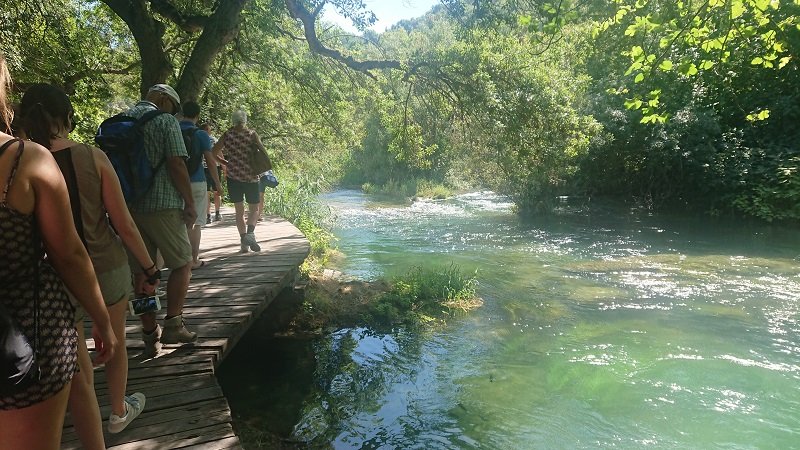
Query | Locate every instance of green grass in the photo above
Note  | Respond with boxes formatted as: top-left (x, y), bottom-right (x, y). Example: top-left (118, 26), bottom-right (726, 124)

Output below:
top-left (367, 263), bottom-right (482, 327)
top-left (260, 171), bottom-right (335, 270)
top-left (361, 178), bottom-right (453, 200)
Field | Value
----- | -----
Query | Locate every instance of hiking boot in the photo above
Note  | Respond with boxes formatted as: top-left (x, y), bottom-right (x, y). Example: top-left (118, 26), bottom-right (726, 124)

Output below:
top-left (108, 392), bottom-right (146, 434)
top-left (141, 325), bottom-right (162, 359)
top-left (161, 314), bottom-right (197, 344)
top-left (214, 211), bottom-right (222, 221)
top-left (206, 214), bottom-right (211, 224)
top-left (240, 236), bottom-right (250, 253)
top-left (243, 232), bottom-right (261, 252)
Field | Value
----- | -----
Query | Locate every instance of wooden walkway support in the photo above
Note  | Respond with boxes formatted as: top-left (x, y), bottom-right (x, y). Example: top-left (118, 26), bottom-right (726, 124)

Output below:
top-left (61, 213), bottom-right (310, 449)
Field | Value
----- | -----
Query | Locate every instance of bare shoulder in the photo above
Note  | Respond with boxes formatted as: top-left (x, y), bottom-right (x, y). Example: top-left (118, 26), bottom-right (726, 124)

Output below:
top-left (18, 140), bottom-right (62, 180)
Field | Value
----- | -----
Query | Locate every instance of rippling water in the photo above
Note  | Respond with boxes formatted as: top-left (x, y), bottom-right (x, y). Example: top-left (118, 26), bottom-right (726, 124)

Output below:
top-left (224, 190), bottom-right (800, 449)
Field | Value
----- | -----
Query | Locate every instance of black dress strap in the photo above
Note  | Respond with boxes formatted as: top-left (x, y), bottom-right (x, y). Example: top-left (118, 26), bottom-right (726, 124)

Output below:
top-left (0, 139), bottom-right (23, 204)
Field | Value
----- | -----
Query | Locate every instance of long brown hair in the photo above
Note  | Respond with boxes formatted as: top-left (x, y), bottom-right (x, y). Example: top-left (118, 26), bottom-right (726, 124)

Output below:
top-left (0, 52), bottom-right (12, 134)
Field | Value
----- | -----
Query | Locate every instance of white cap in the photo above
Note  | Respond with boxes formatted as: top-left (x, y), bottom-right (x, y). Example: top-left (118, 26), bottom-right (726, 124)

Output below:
top-left (148, 84), bottom-right (181, 107)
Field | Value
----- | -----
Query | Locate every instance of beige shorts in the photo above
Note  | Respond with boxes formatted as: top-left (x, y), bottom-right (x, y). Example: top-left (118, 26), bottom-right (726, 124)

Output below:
top-left (191, 181), bottom-right (209, 227)
top-left (72, 263), bottom-right (133, 323)
top-left (130, 209), bottom-right (193, 271)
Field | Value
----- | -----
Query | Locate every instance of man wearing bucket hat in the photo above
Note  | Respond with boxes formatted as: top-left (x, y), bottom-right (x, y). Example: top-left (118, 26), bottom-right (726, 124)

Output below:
top-left (121, 83), bottom-right (197, 357)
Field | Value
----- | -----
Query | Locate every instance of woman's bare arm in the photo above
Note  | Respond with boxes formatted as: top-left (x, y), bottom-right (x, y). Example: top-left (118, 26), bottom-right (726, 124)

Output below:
top-left (94, 148), bottom-right (158, 294)
top-left (22, 143), bottom-right (116, 364)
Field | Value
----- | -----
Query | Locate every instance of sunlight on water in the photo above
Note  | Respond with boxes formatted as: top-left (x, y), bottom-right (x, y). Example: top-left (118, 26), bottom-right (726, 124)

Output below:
top-left (287, 190), bottom-right (800, 448)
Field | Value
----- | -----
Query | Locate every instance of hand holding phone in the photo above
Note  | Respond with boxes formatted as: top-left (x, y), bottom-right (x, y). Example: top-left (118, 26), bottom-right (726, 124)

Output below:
top-left (129, 295), bottom-right (162, 316)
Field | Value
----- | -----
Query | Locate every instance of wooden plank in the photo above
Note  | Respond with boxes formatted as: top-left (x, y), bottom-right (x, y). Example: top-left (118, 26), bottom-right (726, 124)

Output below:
top-left (61, 214), bottom-right (309, 449)
top-left (106, 423), bottom-right (236, 450)
top-left (178, 436), bottom-right (242, 450)
top-left (62, 398), bottom-right (234, 447)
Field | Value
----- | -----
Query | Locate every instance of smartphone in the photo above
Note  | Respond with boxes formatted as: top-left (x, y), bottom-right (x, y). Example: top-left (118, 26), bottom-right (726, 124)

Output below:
top-left (128, 295), bottom-right (162, 316)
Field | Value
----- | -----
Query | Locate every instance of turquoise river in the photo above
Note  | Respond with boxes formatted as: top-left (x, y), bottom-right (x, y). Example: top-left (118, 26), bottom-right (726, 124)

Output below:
top-left (220, 190), bottom-right (800, 449)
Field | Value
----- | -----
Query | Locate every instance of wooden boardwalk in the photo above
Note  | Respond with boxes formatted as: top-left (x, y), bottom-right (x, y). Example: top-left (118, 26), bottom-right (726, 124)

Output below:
top-left (61, 212), bottom-right (310, 449)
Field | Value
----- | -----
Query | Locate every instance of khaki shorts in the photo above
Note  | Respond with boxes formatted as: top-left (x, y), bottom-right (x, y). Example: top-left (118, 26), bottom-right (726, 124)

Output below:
top-left (191, 182), bottom-right (209, 227)
top-left (130, 209), bottom-right (193, 271)
top-left (72, 263), bottom-right (134, 323)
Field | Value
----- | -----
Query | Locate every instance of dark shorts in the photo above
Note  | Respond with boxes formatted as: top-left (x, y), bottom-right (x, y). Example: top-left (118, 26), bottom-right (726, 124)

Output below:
top-left (205, 166), bottom-right (223, 191)
top-left (228, 179), bottom-right (260, 204)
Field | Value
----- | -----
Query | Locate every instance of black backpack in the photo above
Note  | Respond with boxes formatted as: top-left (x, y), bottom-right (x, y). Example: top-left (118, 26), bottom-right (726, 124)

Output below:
top-left (182, 126), bottom-right (204, 175)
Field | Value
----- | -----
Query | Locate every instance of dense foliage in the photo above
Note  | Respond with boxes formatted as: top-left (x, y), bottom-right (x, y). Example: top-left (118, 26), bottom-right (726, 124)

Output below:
top-left (2, 0), bottom-right (798, 221)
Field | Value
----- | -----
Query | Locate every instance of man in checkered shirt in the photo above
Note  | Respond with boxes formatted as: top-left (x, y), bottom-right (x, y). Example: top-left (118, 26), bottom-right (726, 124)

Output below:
top-left (123, 84), bottom-right (197, 357)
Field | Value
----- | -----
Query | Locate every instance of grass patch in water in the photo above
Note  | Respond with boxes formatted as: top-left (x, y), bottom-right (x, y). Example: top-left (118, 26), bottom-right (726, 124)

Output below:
top-left (290, 264), bottom-right (482, 333)
top-left (367, 264), bottom-right (483, 327)
top-left (361, 179), bottom-right (454, 200)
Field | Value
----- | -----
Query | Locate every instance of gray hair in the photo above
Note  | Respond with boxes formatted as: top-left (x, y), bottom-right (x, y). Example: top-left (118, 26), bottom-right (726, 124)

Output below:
top-left (231, 109), bottom-right (247, 125)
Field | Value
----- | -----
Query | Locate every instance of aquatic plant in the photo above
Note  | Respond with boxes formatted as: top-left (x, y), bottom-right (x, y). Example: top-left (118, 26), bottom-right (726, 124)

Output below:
top-left (368, 263), bottom-right (482, 327)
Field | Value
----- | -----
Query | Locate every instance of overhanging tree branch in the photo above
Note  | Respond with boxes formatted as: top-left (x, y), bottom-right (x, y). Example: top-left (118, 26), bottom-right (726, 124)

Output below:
top-left (149, 0), bottom-right (210, 33)
top-left (284, 0), bottom-right (401, 77)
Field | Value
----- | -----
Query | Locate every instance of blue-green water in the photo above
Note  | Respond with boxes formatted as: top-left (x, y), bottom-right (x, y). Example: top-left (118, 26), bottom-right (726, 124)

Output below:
top-left (225, 190), bottom-right (800, 449)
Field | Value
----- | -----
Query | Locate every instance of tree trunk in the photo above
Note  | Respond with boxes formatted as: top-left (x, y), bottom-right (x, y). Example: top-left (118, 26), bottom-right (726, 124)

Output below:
top-left (102, 0), bottom-right (172, 98)
top-left (175, 0), bottom-right (248, 101)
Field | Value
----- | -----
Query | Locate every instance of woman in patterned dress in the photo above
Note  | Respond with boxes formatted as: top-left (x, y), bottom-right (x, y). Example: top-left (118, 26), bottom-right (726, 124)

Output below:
top-left (0, 52), bottom-right (117, 449)
top-left (21, 83), bottom-right (162, 447)
top-left (212, 110), bottom-right (266, 253)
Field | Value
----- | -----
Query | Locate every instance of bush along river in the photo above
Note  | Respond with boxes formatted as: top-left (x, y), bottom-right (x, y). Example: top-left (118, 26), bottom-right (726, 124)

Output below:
top-left (219, 190), bottom-right (800, 449)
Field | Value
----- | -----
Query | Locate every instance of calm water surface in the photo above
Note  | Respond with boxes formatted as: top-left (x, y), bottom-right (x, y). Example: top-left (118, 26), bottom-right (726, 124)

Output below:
top-left (223, 190), bottom-right (800, 449)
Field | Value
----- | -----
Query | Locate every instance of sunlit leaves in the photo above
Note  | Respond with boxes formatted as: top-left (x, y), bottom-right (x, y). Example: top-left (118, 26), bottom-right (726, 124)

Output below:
top-left (600, 0), bottom-right (798, 124)
top-left (731, 1), bottom-right (746, 19)
top-left (678, 62), bottom-right (698, 75)
top-left (746, 109), bottom-right (771, 121)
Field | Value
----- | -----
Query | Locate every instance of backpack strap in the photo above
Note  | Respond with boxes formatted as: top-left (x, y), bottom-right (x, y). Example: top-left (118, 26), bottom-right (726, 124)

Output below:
top-left (137, 110), bottom-right (170, 170)
top-left (0, 139), bottom-right (23, 205)
top-left (52, 147), bottom-right (88, 248)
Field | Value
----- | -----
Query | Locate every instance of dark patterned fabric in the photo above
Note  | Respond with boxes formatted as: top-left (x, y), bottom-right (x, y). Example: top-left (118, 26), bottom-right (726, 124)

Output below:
top-left (0, 140), bottom-right (77, 410)
top-left (219, 127), bottom-right (259, 183)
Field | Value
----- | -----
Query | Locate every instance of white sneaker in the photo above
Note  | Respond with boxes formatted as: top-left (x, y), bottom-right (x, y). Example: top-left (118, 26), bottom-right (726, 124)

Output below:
top-left (243, 232), bottom-right (261, 252)
top-left (108, 392), bottom-right (146, 434)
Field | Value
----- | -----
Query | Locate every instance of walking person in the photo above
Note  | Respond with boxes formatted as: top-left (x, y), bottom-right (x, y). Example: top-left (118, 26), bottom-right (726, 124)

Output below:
top-left (0, 51), bottom-right (117, 450)
top-left (212, 110), bottom-right (265, 252)
top-left (20, 83), bottom-right (161, 444)
top-left (200, 122), bottom-right (222, 224)
top-left (120, 84), bottom-right (197, 357)
top-left (179, 102), bottom-right (221, 269)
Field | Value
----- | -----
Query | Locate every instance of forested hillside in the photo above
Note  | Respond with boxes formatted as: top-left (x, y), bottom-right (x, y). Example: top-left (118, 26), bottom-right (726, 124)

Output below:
top-left (2, 0), bottom-right (798, 220)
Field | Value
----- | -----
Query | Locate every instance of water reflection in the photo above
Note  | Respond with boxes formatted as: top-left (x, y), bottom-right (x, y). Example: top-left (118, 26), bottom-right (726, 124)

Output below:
top-left (227, 190), bottom-right (800, 448)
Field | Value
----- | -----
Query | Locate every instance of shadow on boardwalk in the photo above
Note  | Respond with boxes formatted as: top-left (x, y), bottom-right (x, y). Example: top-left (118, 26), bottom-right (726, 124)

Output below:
top-left (61, 212), bottom-right (310, 449)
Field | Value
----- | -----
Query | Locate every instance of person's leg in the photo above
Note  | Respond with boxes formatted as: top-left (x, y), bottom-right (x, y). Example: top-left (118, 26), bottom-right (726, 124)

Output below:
top-left (189, 181), bottom-right (208, 267)
top-left (189, 225), bottom-right (202, 265)
top-left (106, 297), bottom-right (130, 416)
top-left (257, 189), bottom-right (265, 220)
top-left (204, 168), bottom-right (213, 223)
top-left (129, 211), bottom-right (163, 357)
top-left (247, 202), bottom-right (260, 228)
top-left (166, 262), bottom-right (191, 318)
top-left (153, 209), bottom-right (196, 344)
top-left (215, 165), bottom-right (223, 218)
top-left (234, 202), bottom-right (246, 235)
top-left (67, 326), bottom-right (105, 450)
top-left (242, 182), bottom-right (262, 251)
top-left (0, 381), bottom-right (71, 450)
top-left (206, 191), bottom-right (212, 223)
top-left (161, 261), bottom-right (195, 344)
